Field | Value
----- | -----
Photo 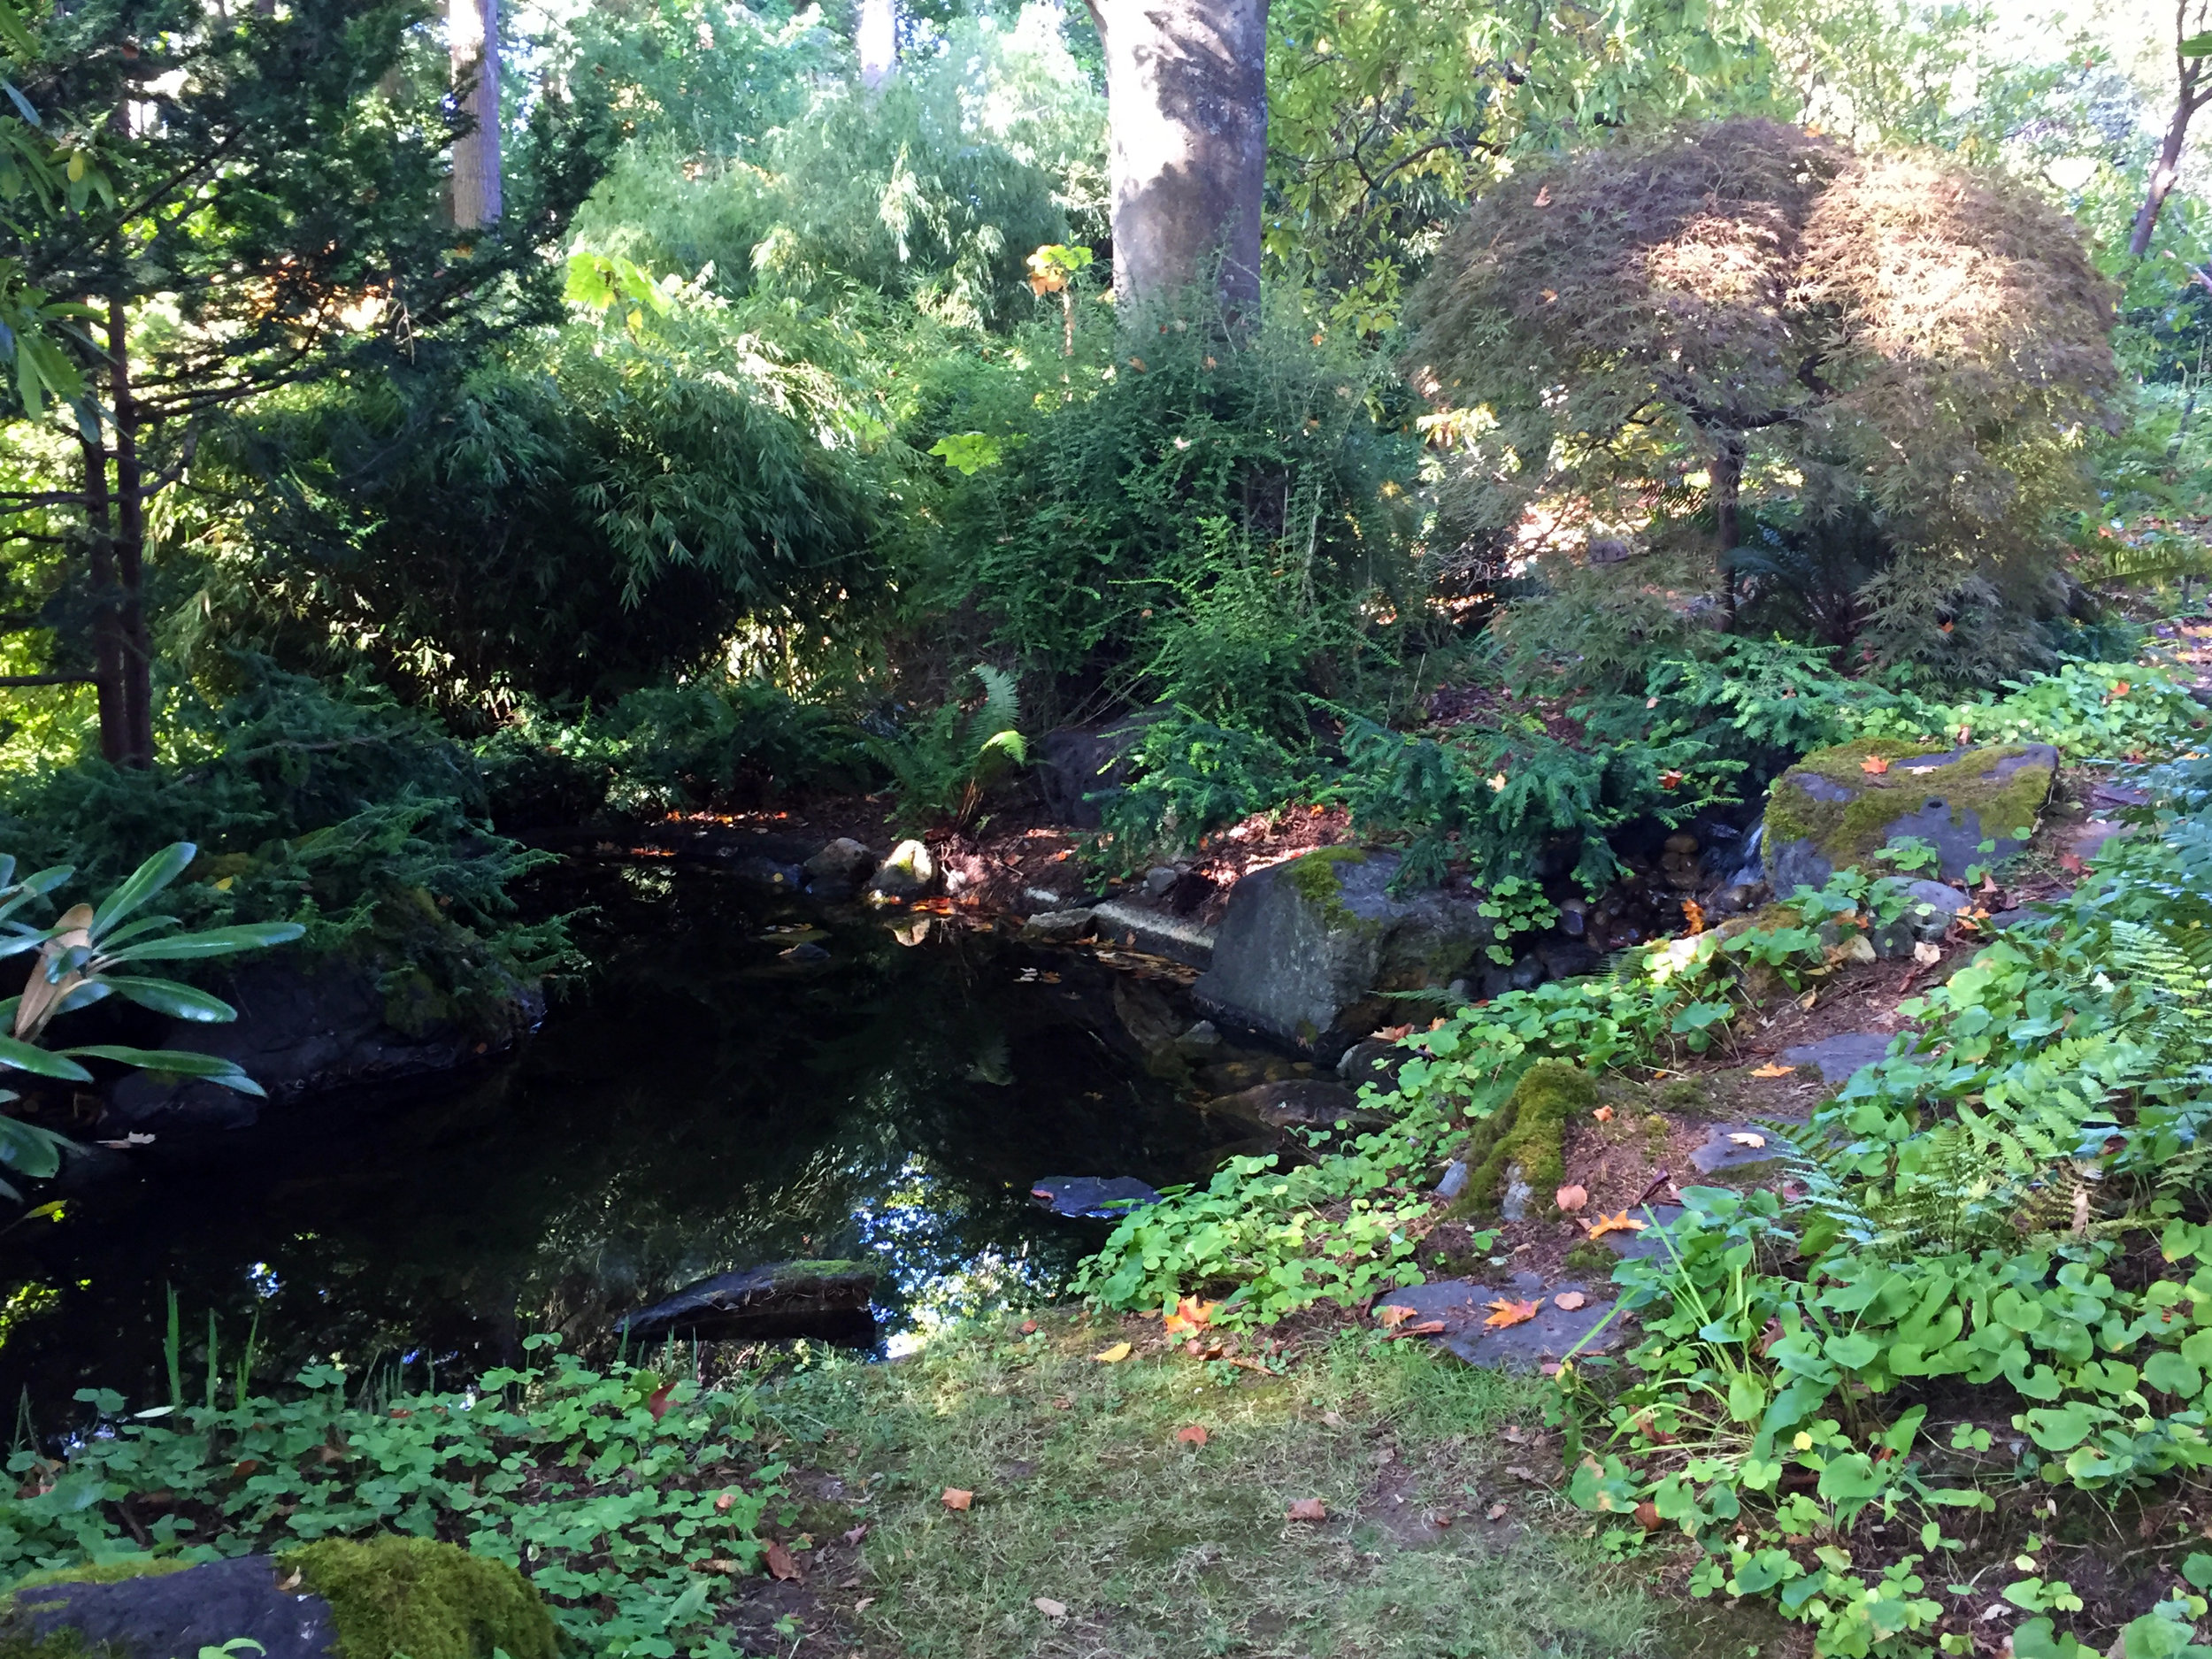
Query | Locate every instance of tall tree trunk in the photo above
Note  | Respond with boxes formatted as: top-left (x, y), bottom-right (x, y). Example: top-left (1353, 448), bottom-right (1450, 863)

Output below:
top-left (857, 0), bottom-right (897, 89)
top-left (449, 0), bottom-right (502, 229)
top-left (108, 299), bottom-right (153, 767)
top-left (1712, 430), bottom-right (1747, 624)
top-left (1082, 0), bottom-right (1268, 319)
top-left (78, 431), bottom-right (127, 765)
top-left (2131, 1), bottom-right (2208, 257)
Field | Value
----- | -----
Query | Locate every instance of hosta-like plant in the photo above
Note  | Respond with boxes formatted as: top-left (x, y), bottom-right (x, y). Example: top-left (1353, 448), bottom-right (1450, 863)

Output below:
top-left (0, 842), bottom-right (303, 1199)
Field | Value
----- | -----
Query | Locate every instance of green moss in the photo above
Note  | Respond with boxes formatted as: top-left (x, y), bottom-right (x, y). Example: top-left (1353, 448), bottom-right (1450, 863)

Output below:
top-left (7, 1561), bottom-right (192, 1594)
top-left (1448, 1060), bottom-right (1595, 1219)
top-left (285, 1536), bottom-right (557, 1659)
top-left (1763, 741), bottom-right (2054, 877)
top-left (1282, 847), bottom-right (1370, 933)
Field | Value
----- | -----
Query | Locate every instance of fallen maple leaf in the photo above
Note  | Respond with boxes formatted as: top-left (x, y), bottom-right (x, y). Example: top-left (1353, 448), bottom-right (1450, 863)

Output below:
top-left (2058, 852), bottom-right (2086, 874)
top-left (714, 1491), bottom-right (737, 1514)
top-left (1555, 1183), bottom-right (1588, 1212)
top-left (1552, 1291), bottom-right (1588, 1311)
top-left (1861, 754), bottom-right (1891, 774)
top-left (1485, 1298), bottom-right (1540, 1328)
top-left (1162, 1295), bottom-right (1216, 1335)
top-left (941, 1488), bottom-right (974, 1511)
top-left (1375, 1023), bottom-right (1414, 1041)
top-left (1584, 1210), bottom-right (1646, 1240)
top-left (1373, 1302), bottom-right (1420, 1331)
top-left (1658, 768), bottom-right (1686, 791)
top-left (1176, 1425), bottom-right (1209, 1447)
top-left (1033, 1598), bottom-right (1068, 1619)
top-left (1092, 1341), bottom-right (1132, 1363)
top-left (1018, 1319), bottom-right (1038, 1335)
top-left (1286, 1498), bottom-right (1327, 1521)
top-left (764, 1540), bottom-right (802, 1582)
top-left (1389, 1319), bottom-right (1447, 1340)
top-left (1592, 1105), bottom-right (1614, 1123)
top-left (2114, 681), bottom-right (2132, 698)
top-left (1727, 1132), bottom-right (1766, 1148)
top-left (1486, 1502), bottom-right (1509, 1521)
top-left (645, 1383), bottom-right (675, 1422)
top-left (842, 1522), bottom-right (870, 1545)
top-left (1748, 1062), bottom-right (1794, 1079)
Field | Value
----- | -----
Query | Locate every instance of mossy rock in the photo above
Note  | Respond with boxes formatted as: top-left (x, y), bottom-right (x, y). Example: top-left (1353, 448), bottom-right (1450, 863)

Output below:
top-left (3, 1540), bottom-right (553, 1659)
top-left (1448, 1060), bottom-right (1596, 1220)
top-left (1763, 740), bottom-right (2056, 893)
top-left (288, 1536), bottom-right (556, 1659)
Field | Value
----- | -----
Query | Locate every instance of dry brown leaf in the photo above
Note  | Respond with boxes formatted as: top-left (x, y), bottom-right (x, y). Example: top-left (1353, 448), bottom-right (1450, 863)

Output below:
top-left (1584, 1210), bottom-right (1646, 1240)
top-left (1372, 1302), bottom-right (1418, 1331)
top-left (1051, 1395), bottom-right (1072, 1410)
top-left (764, 1540), bottom-right (803, 1582)
top-left (855, 1598), bottom-right (875, 1614)
top-left (1033, 1598), bottom-right (1068, 1619)
top-left (713, 1491), bottom-right (737, 1514)
top-left (1286, 1498), bottom-right (1327, 1521)
top-left (1748, 1062), bottom-right (1794, 1079)
top-left (1552, 1291), bottom-right (1588, 1311)
top-left (1018, 1319), bottom-right (1038, 1334)
top-left (842, 1522), bottom-right (870, 1545)
top-left (1486, 1502), bottom-right (1509, 1521)
top-left (1860, 754), bottom-right (1891, 775)
top-left (1176, 1425), bottom-right (1209, 1447)
top-left (1798, 988), bottom-right (1818, 1010)
top-left (1592, 1106), bottom-right (1614, 1123)
top-left (1727, 1132), bottom-right (1766, 1148)
top-left (1633, 1500), bottom-right (1662, 1532)
top-left (1484, 1298), bottom-right (1540, 1328)
top-left (1388, 1319), bottom-right (1447, 1340)
top-left (1554, 1183), bottom-right (1588, 1213)
top-left (1092, 1341), bottom-right (1132, 1363)
top-left (941, 1488), bottom-right (974, 1511)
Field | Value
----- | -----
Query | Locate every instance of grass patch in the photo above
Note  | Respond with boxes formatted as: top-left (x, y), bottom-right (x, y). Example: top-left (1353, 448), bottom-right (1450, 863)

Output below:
top-left (761, 1314), bottom-right (1683, 1658)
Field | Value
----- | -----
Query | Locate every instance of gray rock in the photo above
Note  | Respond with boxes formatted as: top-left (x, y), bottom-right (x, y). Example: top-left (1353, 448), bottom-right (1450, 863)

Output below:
top-left (1435, 1158), bottom-right (1469, 1200)
top-left (1767, 743), bottom-right (2057, 893)
top-left (1209, 1079), bottom-right (1389, 1134)
top-left (1091, 899), bottom-right (1217, 970)
top-left (1143, 865), bottom-right (1181, 899)
top-left (1335, 1037), bottom-right (1405, 1091)
top-left (13, 1556), bottom-right (338, 1659)
top-left (102, 956), bottom-right (539, 1134)
top-left (1192, 849), bottom-right (1494, 1056)
top-left (1778, 1030), bottom-right (1894, 1085)
top-left (726, 854), bottom-right (806, 894)
top-left (1535, 937), bottom-right (1602, 980)
top-left (1029, 1175), bottom-right (1162, 1219)
top-left (777, 941), bottom-right (832, 965)
top-left (1688, 1124), bottom-right (1786, 1177)
top-left (1557, 899), bottom-right (1587, 937)
top-left (1018, 908), bottom-right (1097, 944)
top-left (617, 1260), bottom-right (879, 1345)
top-left (1500, 1163), bottom-right (1533, 1221)
top-left (1033, 718), bottom-right (1156, 828)
top-left (1507, 953), bottom-right (1547, 992)
top-left (1374, 1279), bottom-right (1623, 1370)
top-left (867, 838), bottom-right (938, 900)
top-left (1598, 1203), bottom-right (1685, 1263)
top-left (1870, 879), bottom-right (1969, 956)
top-left (803, 837), bottom-right (878, 900)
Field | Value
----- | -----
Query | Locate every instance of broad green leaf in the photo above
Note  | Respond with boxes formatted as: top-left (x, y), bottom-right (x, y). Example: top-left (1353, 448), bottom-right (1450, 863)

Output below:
top-left (2143, 1349), bottom-right (2200, 1399)
top-left (0, 1114), bottom-right (65, 1176)
top-left (104, 978), bottom-right (236, 1023)
top-left (89, 843), bottom-right (196, 937)
top-left (2180, 29), bottom-right (2212, 54)
top-left (61, 1046), bottom-right (265, 1094)
top-left (2020, 1403), bottom-right (2096, 1453)
top-left (0, 1035), bottom-right (91, 1080)
top-left (104, 921), bottom-right (305, 963)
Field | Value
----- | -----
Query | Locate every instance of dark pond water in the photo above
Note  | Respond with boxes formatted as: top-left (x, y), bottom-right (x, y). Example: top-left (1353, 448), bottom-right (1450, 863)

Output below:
top-left (0, 864), bottom-right (1256, 1425)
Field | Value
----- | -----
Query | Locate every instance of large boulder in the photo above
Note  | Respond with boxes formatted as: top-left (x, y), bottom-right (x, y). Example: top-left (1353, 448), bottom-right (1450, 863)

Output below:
top-left (1193, 848), bottom-right (1493, 1056)
top-left (1033, 718), bottom-right (1155, 828)
top-left (614, 1259), bottom-right (879, 1346)
top-left (101, 956), bottom-right (540, 1134)
top-left (1764, 741), bottom-right (2057, 895)
top-left (5, 1539), bottom-right (556, 1659)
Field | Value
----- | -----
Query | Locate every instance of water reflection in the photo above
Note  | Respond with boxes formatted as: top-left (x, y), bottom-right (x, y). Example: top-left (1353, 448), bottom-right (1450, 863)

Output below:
top-left (0, 864), bottom-right (1243, 1418)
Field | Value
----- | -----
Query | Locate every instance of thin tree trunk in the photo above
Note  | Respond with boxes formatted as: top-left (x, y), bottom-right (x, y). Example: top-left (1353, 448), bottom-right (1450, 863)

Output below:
top-left (1713, 431), bottom-right (1747, 624)
top-left (77, 430), bottom-right (127, 765)
top-left (1083, 0), bottom-right (1268, 319)
top-left (108, 298), bottom-right (153, 768)
top-left (449, 0), bottom-right (502, 229)
top-left (2131, 1), bottom-right (2208, 258)
top-left (857, 0), bottom-right (897, 89)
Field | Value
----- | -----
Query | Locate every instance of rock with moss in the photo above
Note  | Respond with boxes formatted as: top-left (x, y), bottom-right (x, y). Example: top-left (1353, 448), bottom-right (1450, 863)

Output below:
top-left (1448, 1060), bottom-right (1596, 1221)
top-left (1763, 740), bottom-right (2056, 893)
top-left (2, 1539), bottom-right (552, 1659)
top-left (1193, 848), bottom-right (1494, 1056)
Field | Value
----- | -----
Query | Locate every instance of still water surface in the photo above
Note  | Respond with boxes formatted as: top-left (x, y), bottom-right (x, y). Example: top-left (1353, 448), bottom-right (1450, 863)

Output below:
top-left (0, 863), bottom-right (1243, 1420)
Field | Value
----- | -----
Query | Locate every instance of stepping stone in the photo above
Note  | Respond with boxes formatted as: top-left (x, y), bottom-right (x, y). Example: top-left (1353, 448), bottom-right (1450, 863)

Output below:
top-left (1596, 1203), bottom-right (1683, 1263)
top-left (1779, 1030), bottom-right (1893, 1085)
top-left (1689, 1123), bottom-right (1786, 1177)
top-left (1376, 1278), bottom-right (1621, 1370)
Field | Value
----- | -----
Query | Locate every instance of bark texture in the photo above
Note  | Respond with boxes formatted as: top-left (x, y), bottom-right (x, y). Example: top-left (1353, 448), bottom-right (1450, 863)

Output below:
top-left (2131, 0), bottom-right (2210, 257)
top-left (1083, 0), bottom-right (1267, 316)
top-left (449, 0), bottom-right (502, 229)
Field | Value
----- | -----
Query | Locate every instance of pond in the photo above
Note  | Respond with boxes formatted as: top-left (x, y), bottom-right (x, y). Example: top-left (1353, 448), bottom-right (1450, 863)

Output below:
top-left (0, 863), bottom-right (1270, 1429)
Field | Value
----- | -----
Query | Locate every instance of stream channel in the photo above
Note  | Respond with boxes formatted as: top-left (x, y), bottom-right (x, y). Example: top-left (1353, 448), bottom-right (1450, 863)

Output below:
top-left (0, 862), bottom-right (1268, 1423)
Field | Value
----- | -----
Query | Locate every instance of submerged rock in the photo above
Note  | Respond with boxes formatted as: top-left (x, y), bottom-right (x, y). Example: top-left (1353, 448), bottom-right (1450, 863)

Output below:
top-left (616, 1260), bottom-right (879, 1346)
top-left (1028, 1175), bottom-right (1162, 1219)
top-left (804, 837), bottom-right (879, 901)
top-left (1193, 848), bottom-right (1493, 1056)
top-left (1206, 1079), bottom-right (1389, 1134)
top-left (1018, 908), bottom-right (1097, 944)
top-left (1764, 741), bottom-right (2056, 894)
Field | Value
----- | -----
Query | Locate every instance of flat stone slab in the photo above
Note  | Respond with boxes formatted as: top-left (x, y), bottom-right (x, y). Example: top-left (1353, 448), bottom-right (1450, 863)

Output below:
top-left (1689, 1123), bottom-right (1788, 1176)
top-left (1599, 1203), bottom-right (1685, 1263)
top-left (15, 1557), bottom-right (337, 1659)
top-left (1029, 1175), bottom-right (1162, 1219)
top-left (1091, 900), bottom-right (1216, 970)
top-left (1376, 1278), bottom-right (1621, 1369)
top-left (1778, 1030), bottom-right (1894, 1085)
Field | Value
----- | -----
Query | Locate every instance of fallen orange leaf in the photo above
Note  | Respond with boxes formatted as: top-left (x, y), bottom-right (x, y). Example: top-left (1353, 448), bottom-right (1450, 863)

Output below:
top-left (1486, 1501), bottom-right (1509, 1521)
top-left (1554, 1183), bottom-right (1588, 1213)
top-left (1375, 1023), bottom-right (1414, 1041)
top-left (1372, 1303), bottom-right (1418, 1331)
top-left (1485, 1298), bottom-right (1540, 1328)
top-left (1286, 1498), bottom-right (1327, 1521)
top-left (1176, 1425), bottom-right (1208, 1447)
top-left (1388, 1319), bottom-right (1447, 1340)
top-left (1748, 1062), bottom-right (1794, 1079)
top-left (1163, 1295), bottom-right (1217, 1335)
top-left (1633, 1500), bottom-right (1661, 1532)
top-left (941, 1488), bottom-right (973, 1511)
top-left (1553, 1291), bottom-right (1588, 1311)
top-left (764, 1540), bottom-right (803, 1582)
top-left (1592, 1106), bottom-right (1614, 1123)
top-left (1584, 1210), bottom-right (1646, 1240)
top-left (1860, 754), bottom-right (1891, 775)
top-left (1658, 768), bottom-right (1686, 790)
top-left (1093, 1341), bottom-right (1133, 1363)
